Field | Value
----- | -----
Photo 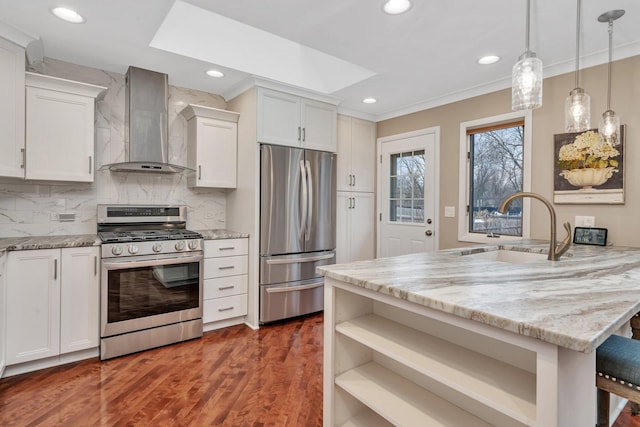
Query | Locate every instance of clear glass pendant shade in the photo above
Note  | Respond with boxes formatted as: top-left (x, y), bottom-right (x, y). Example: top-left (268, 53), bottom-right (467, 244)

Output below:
top-left (564, 88), bottom-right (590, 132)
top-left (512, 53), bottom-right (543, 110)
top-left (598, 109), bottom-right (620, 145)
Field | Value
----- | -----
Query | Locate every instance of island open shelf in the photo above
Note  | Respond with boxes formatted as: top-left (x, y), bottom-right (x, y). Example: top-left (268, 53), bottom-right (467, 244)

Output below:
top-left (323, 277), bottom-right (596, 427)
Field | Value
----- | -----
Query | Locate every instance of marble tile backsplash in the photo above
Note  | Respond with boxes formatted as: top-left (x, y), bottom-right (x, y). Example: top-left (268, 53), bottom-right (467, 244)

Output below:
top-left (0, 58), bottom-right (228, 237)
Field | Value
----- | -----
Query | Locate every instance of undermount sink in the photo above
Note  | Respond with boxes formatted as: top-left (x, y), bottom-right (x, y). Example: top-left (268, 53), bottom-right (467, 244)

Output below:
top-left (460, 249), bottom-right (548, 264)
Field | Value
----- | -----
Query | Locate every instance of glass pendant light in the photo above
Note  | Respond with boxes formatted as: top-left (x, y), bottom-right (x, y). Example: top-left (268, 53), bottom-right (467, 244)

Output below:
top-left (512, 0), bottom-right (543, 111)
top-left (597, 10), bottom-right (625, 146)
top-left (564, 0), bottom-right (590, 132)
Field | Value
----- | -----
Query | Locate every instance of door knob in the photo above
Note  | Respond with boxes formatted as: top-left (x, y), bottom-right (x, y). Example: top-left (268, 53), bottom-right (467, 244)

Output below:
top-left (427, 218), bottom-right (432, 224)
top-left (425, 230), bottom-right (433, 236)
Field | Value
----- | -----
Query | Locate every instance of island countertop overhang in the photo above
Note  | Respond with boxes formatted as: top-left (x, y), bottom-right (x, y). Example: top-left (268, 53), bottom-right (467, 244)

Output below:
top-left (317, 242), bottom-right (640, 353)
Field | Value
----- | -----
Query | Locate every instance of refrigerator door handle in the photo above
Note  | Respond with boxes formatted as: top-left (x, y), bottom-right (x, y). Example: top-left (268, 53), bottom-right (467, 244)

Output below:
top-left (305, 160), bottom-right (313, 242)
top-left (299, 159), bottom-right (308, 241)
top-left (266, 253), bottom-right (335, 265)
top-left (265, 281), bottom-right (323, 294)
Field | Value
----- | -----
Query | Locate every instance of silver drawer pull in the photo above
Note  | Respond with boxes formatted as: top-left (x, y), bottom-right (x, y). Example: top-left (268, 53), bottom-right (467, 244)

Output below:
top-left (218, 285), bottom-right (235, 290)
top-left (218, 306), bottom-right (234, 312)
top-left (218, 247), bottom-right (235, 251)
top-left (218, 266), bottom-right (235, 270)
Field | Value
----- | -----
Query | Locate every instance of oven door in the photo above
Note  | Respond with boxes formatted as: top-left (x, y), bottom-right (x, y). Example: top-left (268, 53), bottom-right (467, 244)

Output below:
top-left (101, 252), bottom-right (203, 338)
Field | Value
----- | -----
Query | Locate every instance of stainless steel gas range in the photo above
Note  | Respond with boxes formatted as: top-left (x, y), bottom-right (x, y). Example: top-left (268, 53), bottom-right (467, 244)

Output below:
top-left (97, 205), bottom-right (203, 360)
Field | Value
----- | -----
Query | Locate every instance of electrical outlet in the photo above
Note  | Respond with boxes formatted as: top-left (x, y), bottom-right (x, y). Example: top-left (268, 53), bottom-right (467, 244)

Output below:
top-left (575, 216), bottom-right (596, 227)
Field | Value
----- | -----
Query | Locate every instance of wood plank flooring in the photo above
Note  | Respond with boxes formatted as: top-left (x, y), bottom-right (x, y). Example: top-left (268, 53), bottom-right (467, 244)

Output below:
top-left (0, 314), bottom-right (323, 426)
top-left (1, 312), bottom-right (639, 426)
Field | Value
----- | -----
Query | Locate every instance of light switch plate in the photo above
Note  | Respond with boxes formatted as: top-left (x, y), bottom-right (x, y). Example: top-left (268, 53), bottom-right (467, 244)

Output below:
top-left (444, 206), bottom-right (456, 218)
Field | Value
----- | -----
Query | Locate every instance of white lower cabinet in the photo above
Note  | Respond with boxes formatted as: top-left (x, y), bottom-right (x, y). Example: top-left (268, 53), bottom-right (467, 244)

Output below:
top-left (6, 247), bottom-right (99, 366)
top-left (203, 238), bottom-right (248, 327)
top-left (336, 192), bottom-right (375, 264)
top-left (0, 254), bottom-right (6, 377)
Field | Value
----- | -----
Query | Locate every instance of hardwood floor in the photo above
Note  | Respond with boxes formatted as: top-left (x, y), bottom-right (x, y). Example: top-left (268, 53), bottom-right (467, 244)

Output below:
top-left (0, 314), bottom-right (323, 426)
top-left (1, 312), bottom-right (639, 426)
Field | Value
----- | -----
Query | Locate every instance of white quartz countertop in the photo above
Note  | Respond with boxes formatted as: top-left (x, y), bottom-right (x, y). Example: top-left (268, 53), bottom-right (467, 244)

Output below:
top-left (318, 242), bottom-right (640, 353)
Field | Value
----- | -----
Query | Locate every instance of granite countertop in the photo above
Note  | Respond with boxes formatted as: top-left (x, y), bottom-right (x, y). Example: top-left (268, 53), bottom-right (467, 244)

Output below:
top-left (318, 242), bottom-right (640, 353)
top-left (196, 229), bottom-right (249, 240)
top-left (0, 234), bottom-right (101, 255)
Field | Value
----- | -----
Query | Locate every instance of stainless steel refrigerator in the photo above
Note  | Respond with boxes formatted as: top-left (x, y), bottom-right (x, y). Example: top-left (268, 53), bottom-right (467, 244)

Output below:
top-left (260, 144), bottom-right (336, 323)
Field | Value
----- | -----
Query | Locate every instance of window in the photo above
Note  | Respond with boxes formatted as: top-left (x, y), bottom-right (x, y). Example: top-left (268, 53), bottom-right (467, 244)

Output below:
top-left (389, 150), bottom-right (424, 224)
top-left (458, 111), bottom-right (532, 243)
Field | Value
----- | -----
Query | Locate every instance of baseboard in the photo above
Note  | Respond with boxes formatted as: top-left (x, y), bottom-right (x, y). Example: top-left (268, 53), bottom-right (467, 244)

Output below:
top-left (2, 348), bottom-right (98, 378)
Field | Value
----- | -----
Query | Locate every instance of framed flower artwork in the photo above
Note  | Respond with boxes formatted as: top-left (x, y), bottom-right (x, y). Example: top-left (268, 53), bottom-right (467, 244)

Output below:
top-left (553, 126), bottom-right (625, 204)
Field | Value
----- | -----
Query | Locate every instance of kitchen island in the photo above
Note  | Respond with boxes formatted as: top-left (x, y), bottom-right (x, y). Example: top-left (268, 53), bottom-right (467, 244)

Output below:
top-left (318, 242), bottom-right (640, 427)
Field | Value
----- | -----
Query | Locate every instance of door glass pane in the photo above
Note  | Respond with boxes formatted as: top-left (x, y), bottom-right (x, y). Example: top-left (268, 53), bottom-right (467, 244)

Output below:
top-left (389, 150), bottom-right (426, 224)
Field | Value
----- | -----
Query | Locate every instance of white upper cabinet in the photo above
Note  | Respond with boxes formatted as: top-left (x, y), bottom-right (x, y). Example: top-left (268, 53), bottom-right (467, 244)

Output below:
top-left (25, 72), bottom-right (106, 182)
top-left (257, 87), bottom-right (337, 152)
top-left (337, 115), bottom-right (376, 192)
top-left (0, 38), bottom-right (25, 178)
top-left (181, 104), bottom-right (240, 189)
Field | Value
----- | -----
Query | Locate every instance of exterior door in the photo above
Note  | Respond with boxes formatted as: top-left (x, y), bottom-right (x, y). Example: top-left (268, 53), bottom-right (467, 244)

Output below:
top-left (378, 128), bottom-right (439, 257)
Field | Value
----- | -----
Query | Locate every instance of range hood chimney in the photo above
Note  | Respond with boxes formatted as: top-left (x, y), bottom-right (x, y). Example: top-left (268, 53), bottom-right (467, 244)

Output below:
top-left (101, 66), bottom-right (192, 174)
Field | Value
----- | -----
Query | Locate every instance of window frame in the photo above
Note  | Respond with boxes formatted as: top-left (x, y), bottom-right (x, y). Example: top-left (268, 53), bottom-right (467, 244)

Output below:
top-left (458, 110), bottom-right (532, 244)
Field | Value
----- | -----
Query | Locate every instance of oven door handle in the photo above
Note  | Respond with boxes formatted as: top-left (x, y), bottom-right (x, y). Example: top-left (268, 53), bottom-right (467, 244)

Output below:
top-left (102, 253), bottom-right (203, 270)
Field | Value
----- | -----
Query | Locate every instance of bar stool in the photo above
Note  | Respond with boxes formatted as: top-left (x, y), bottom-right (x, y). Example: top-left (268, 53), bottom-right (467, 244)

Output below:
top-left (596, 334), bottom-right (640, 427)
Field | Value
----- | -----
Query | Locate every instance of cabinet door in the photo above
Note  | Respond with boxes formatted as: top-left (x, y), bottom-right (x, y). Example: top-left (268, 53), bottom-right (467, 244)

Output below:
top-left (193, 118), bottom-right (237, 188)
top-left (336, 192), bottom-right (351, 264)
top-left (350, 118), bottom-right (376, 193)
top-left (336, 116), bottom-right (352, 192)
top-left (349, 193), bottom-right (376, 262)
top-left (25, 87), bottom-right (95, 182)
top-left (60, 247), bottom-right (99, 354)
top-left (6, 249), bottom-right (61, 365)
top-left (302, 98), bottom-right (337, 152)
top-left (0, 254), bottom-right (6, 377)
top-left (0, 38), bottom-right (25, 178)
top-left (257, 88), bottom-right (301, 147)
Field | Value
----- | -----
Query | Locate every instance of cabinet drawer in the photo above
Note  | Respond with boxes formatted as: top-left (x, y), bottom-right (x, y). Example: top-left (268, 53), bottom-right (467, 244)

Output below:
top-left (204, 255), bottom-right (248, 279)
top-left (204, 294), bottom-right (248, 323)
top-left (204, 238), bottom-right (248, 257)
top-left (204, 275), bottom-right (248, 299)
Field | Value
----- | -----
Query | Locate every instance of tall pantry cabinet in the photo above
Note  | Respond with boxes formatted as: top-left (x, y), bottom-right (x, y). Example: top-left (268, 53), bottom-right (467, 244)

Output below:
top-left (336, 115), bottom-right (376, 264)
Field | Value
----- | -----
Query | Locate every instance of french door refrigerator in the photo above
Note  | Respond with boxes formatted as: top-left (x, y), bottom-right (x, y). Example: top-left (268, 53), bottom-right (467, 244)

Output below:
top-left (260, 144), bottom-right (336, 323)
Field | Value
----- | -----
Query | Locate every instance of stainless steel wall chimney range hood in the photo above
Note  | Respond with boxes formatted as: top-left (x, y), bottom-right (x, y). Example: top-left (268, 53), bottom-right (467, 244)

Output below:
top-left (101, 66), bottom-right (192, 174)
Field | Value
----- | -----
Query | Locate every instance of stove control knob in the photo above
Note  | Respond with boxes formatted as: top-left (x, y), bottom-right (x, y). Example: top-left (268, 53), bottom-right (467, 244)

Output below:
top-left (175, 241), bottom-right (186, 251)
top-left (128, 245), bottom-right (139, 255)
top-left (111, 246), bottom-right (123, 256)
top-left (152, 243), bottom-right (163, 253)
top-left (188, 240), bottom-right (199, 250)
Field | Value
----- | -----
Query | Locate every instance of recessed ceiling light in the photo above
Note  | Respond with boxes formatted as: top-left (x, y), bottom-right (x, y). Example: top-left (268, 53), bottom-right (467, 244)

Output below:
top-left (362, 97), bottom-right (377, 104)
top-left (205, 69), bottom-right (225, 78)
top-left (51, 7), bottom-right (85, 24)
top-left (383, 0), bottom-right (411, 15)
top-left (477, 55), bottom-right (500, 65)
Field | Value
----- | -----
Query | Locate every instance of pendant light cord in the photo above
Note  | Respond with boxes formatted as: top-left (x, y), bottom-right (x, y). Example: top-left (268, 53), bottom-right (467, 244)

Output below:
top-left (607, 20), bottom-right (613, 110)
top-left (574, 0), bottom-right (581, 88)
top-left (525, 0), bottom-right (531, 52)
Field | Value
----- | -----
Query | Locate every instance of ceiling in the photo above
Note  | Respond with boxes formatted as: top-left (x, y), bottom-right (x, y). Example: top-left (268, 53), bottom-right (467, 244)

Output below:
top-left (0, 0), bottom-right (639, 121)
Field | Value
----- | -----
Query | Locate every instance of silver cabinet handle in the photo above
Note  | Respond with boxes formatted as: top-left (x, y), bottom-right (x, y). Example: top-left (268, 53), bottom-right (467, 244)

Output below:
top-left (21, 148), bottom-right (25, 169)
top-left (198, 165), bottom-right (202, 180)
top-left (353, 174), bottom-right (356, 187)
top-left (352, 197), bottom-right (356, 209)
top-left (54, 259), bottom-right (58, 280)
top-left (89, 156), bottom-right (92, 174)
top-left (218, 266), bottom-right (235, 270)
top-left (302, 127), bottom-right (306, 142)
top-left (218, 247), bottom-right (235, 251)
top-left (94, 256), bottom-right (97, 276)
top-left (218, 306), bottom-right (234, 312)
top-left (218, 285), bottom-right (235, 290)
top-left (298, 126), bottom-right (301, 141)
